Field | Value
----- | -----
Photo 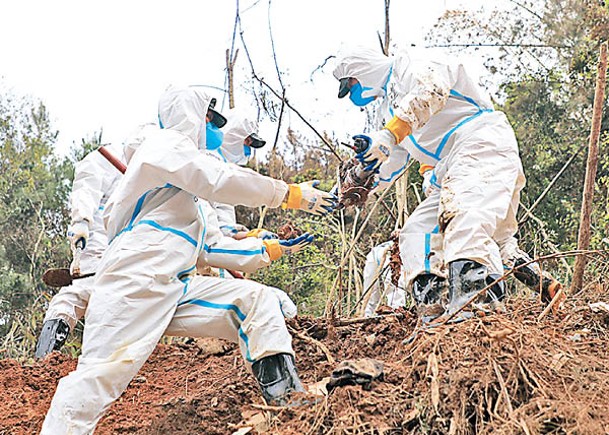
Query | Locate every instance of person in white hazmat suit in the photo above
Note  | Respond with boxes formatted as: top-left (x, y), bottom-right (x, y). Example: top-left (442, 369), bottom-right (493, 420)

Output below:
top-left (34, 139), bottom-right (131, 358)
top-left (202, 107), bottom-right (278, 241)
top-left (363, 240), bottom-right (406, 317)
top-left (333, 46), bottom-right (526, 319)
top-left (34, 122), bottom-right (300, 357)
top-left (41, 85), bottom-right (336, 434)
top-left (419, 164), bottom-right (563, 305)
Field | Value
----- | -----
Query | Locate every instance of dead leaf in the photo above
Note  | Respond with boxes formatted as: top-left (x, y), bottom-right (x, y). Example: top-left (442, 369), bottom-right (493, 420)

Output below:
top-left (308, 377), bottom-right (331, 396)
top-left (549, 353), bottom-right (570, 372)
top-left (402, 408), bottom-right (419, 424)
top-left (235, 411), bottom-right (269, 434)
top-left (194, 337), bottom-right (228, 355)
top-left (487, 327), bottom-right (515, 340)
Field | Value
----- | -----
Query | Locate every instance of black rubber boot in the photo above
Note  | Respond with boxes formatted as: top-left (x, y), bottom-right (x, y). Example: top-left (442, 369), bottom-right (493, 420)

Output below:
top-left (447, 260), bottom-right (505, 319)
top-left (35, 318), bottom-right (70, 359)
top-left (252, 353), bottom-right (306, 406)
top-left (412, 274), bottom-right (446, 322)
top-left (512, 257), bottom-right (562, 304)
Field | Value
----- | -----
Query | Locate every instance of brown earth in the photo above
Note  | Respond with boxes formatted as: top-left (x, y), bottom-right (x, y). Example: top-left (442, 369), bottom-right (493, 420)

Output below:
top-left (1, 284), bottom-right (609, 434)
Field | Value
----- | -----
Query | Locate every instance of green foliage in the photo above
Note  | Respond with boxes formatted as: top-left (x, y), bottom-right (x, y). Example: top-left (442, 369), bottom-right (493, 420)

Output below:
top-left (3, 0), bottom-right (608, 361)
top-left (0, 88), bottom-right (91, 358)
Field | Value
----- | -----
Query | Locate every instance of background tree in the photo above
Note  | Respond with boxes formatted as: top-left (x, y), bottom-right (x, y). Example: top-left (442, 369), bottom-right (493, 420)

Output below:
top-left (0, 86), bottom-right (93, 358)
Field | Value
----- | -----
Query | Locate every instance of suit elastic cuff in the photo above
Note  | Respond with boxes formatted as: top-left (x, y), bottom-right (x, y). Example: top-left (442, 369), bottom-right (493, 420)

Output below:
top-left (419, 164), bottom-right (434, 176)
top-left (282, 184), bottom-right (302, 210)
top-left (263, 240), bottom-right (283, 261)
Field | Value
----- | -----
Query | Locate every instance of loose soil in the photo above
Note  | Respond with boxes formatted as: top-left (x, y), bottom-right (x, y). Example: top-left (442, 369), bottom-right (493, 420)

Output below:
top-left (1, 284), bottom-right (609, 434)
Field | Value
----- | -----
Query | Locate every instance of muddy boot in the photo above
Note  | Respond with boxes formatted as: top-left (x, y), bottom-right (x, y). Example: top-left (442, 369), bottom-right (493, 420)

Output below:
top-left (34, 318), bottom-right (70, 359)
top-left (412, 274), bottom-right (446, 323)
top-left (512, 257), bottom-right (563, 304)
top-left (447, 260), bottom-right (505, 320)
top-left (252, 353), bottom-right (306, 406)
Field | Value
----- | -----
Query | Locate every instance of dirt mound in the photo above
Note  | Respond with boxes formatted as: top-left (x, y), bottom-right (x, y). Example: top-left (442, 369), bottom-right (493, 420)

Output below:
top-left (1, 285), bottom-right (609, 434)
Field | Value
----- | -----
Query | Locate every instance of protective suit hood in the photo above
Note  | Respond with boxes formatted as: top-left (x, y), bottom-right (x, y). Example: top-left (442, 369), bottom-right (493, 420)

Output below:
top-left (333, 46), bottom-right (395, 100)
top-left (217, 109), bottom-right (259, 166)
top-left (158, 85), bottom-right (213, 150)
top-left (124, 123), bottom-right (159, 163)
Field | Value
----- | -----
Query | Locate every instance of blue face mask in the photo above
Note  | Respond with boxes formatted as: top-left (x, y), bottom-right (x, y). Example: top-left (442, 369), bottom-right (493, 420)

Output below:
top-left (349, 82), bottom-right (376, 107)
top-left (243, 144), bottom-right (252, 158)
top-left (205, 122), bottom-right (224, 150)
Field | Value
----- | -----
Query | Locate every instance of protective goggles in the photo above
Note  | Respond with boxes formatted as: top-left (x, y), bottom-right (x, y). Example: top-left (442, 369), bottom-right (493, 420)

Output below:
top-left (206, 98), bottom-right (227, 128)
top-left (246, 132), bottom-right (266, 149)
top-left (338, 77), bottom-right (352, 98)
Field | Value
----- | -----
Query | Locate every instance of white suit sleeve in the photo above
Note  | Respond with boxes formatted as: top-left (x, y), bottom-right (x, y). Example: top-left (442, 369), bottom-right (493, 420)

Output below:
top-left (70, 153), bottom-right (107, 225)
top-left (199, 202), bottom-right (271, 273)
top-left (212, 202), bottom-right (241, 236)
top-left (374, 146), bottom-right (411, 194)
top-left (363, 250), bottom-right (381, 292)
top-left (393, 60), bottom-right (453, 131)
top-left (140, 134), bottom-right (288, 209)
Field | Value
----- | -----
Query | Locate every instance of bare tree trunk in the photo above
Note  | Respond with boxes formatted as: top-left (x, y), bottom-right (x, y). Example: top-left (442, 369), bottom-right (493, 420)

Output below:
top-left (383, 0), bottom-right (390, 55)
top-left (378, 0), bottom-right (391, 55)
top-left (225, 48), bottom-right (239, 109)
top-left (571, 42), bottom-right (608, 293)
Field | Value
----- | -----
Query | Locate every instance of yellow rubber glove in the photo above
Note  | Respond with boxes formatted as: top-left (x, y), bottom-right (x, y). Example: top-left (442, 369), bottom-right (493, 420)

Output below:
top-left (282, 180), bottom-right (337, 216)
top-left (246, 228), bottom-right (279, 240)
top-left (263, 233), bottom-right (315, 261)
top-left (384, 115), bottom-right (412, 144)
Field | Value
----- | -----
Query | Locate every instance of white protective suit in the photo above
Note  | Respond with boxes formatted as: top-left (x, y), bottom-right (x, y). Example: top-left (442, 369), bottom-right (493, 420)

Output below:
top-left (42, 142), bottom-right (126, 329)
top-left (334, 47), bottom-right (526, 287)
top-left (363, 241), bottom-right (405, 317)
top-left (204, 108), bottom-right (261, 236)
top-left (43, 125), bottom-right (295, 333)
top-left (420, 166), bottom-right (530, 273)
top-left (165, 199), bottom-right (297, 356)
top-left (41, 86), bottom-right (299, 434)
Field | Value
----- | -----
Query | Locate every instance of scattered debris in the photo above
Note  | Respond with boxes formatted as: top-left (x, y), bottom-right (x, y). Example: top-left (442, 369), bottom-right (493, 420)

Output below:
top-left (337, 157), bottom-right (376, 209)
top-left (192, 337), bottom-right (232, 356)
top-left (389, 230), bottom-right (402, 288)
top-left (276, 222), bottom-right (303, 240)
top-left (1, 285), bottom-right (609, 434)
top-left (590, 301), bottom-right (609, 314)
top-left (326, 358), bottom-right (384, 391)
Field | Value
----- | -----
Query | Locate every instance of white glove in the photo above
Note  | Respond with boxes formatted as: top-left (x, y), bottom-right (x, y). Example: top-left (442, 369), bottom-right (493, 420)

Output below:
top-left (422, 168), bottom-right (433, 197)
top-left (231, 223), bottom-right (249, 233)
top-left (228, 224), bottom-right (251, 240)
top-left (263, 233), bottom-right (315, 261)
top-left (67, 221), bottom-right (89, 250)
top-left (356, 129), bottom-right (396, 172)
top-left (271, 287), bottom-right (298, 318)
top-left (282, 180), bottom-right (337, 216)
